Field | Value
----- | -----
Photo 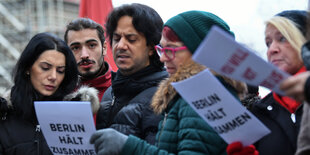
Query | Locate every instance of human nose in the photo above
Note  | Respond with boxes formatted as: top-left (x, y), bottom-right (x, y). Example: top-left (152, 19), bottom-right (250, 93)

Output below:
top-left (116, 38), bottom-right (128, 50)
top-left (80, 46), bottom-right (90, 59)
top-left (267, 41), bottom-right (280, 57)
top-left (48, 69), bottom-right (57, 82)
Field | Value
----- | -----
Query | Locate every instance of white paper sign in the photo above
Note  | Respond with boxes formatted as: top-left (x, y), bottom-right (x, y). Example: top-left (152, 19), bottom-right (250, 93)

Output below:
top-left (171, 69), bottom-right (270, 146)
top-left (34, 101), bottom-right (96, 155)
top-left (192, 26), bottom-right (290, 95)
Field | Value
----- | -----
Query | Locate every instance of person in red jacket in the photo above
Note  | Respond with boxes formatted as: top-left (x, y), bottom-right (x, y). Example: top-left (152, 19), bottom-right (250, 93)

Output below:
top-left (64, 18), bottom-right (112, 123)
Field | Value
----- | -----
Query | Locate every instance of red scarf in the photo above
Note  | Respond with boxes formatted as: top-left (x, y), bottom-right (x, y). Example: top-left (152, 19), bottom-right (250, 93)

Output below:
top-left (79, 64), bottom-right (112, 124)
top-left (273, 66), bottom-right (306, 113)
top-left (80, 68), bottom-right (112, 101)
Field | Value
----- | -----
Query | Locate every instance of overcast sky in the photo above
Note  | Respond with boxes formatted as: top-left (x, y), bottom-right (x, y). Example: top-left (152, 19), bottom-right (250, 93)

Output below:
top-left (112, 0), bottom-right (308, 96)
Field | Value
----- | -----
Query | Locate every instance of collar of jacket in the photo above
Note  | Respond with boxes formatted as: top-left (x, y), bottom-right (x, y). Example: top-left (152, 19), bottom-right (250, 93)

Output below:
top-left (0, 90), bottom-right (13, 119)
top-left (111, 64), bottom-right (167, 97)
top-left (253, 92), bottom-right (303, 116)
top-left (80, 63), bottom-right (112, 91)
top-left (151, 60), bottom-right (206, 114)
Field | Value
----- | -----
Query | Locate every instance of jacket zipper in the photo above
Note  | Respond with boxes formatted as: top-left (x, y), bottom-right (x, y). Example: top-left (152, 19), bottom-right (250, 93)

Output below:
top-left (156, 113), bottom-right (168, 147)
top-left (35, 125), bottom-right (41, 155)
top-left (290, 103), bottom-right (303, 123)
top-left (111, 95), bottom-right (116, 106)
top-left (276, 102), bottom-right (303, 123)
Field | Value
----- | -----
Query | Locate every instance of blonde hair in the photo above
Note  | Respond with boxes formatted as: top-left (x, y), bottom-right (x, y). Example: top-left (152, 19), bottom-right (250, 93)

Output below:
top-left (266, 16), bottom-right (306, 59)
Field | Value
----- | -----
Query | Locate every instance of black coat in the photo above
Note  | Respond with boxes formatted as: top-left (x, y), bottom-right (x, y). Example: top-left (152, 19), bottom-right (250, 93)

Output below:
top-left (0, 102), bottom-right (52, 155)
top-left (96, 69), bottom-right (168, 145)
top-left (251, 93), bottom-right (303, 155)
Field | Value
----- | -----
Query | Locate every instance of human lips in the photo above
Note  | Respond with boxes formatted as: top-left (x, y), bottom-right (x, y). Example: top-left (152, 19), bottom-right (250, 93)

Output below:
top-left (116, 53), bottom-right (130, 62)
top-left (271, 59), bottom-right (282, 66)
top-left (165, 66), bottom-right (176, 74)
top-left (44, 85), bottom-right (55, 91)
top-left (117, 53), bottom-right (130, 58)
top-left (79, 61), bottom-right (94, 69)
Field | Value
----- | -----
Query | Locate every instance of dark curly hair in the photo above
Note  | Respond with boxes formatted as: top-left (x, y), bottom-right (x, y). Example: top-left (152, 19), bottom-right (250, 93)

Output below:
top-left (105, 3), bottom-right (164, 69)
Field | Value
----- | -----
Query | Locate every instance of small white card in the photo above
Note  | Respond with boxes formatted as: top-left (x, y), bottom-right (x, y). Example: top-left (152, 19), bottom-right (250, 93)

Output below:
top-left (34, 101), bottom-right (96, 155)
top-left (192, 26), bottom-right (290, 95)
top-left (171, 69), bottom-right (270, 146)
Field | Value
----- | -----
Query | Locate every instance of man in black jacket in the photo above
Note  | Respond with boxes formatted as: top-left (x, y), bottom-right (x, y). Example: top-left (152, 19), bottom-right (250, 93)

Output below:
top-left (96, 3), bottom-right (168, 145)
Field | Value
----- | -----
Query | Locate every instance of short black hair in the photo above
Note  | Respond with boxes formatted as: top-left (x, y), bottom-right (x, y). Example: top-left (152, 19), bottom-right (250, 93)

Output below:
top-left (64, 18), bottom-right (105, 46)
top-left (11, 32), bottom-right (78, 120)
top-left (105, 3), bottom-right (164, 69)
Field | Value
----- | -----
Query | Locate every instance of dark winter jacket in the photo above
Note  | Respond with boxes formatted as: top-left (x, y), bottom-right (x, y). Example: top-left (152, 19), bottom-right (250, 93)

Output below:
top-left (0, 87), bottom-right (99, 155)
top-left (120, 60), bottom-right (246, 155)
top-left (0, 111), bottom-right (51, 155)
top-left (0, 95), bottom-right (52, 155)
top-left (251, 93), bottom-right (303, 155)
top-left (296, 101), bottom-right (310, 155)
top-left (96, 64), bottom-right (168, 144)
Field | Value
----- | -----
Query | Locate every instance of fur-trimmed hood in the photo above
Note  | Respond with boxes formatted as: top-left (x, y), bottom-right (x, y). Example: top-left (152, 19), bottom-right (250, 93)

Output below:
top-left (0, 89), bottom-right (12, 119)
top-left (63, 86), bottom-right (100, 114)
top-left (0, 89), bottom-right (12, 107)
top-left (151, 60), bottom-right (247, 114)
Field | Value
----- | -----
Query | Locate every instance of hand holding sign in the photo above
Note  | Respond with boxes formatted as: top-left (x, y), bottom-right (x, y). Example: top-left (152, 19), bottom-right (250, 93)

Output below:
top-left (34, 101), bottom-right (96, 155)
top-left (192, 26), bottom-right (290, 95)
top-left (171, 69), bottom-right (270, 146)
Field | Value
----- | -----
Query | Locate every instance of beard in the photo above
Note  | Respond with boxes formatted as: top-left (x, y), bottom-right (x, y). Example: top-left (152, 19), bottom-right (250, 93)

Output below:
top-left (79, 69), bottom-right (100, 79)
top-left (79, 51), bottom-right (105, 79)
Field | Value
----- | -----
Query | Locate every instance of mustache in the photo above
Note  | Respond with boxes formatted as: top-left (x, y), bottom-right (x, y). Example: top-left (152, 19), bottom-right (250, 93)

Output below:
top-left (77, 59), bottom-right (96, 66)
top-left (115, 50), bottom-right (128, 56)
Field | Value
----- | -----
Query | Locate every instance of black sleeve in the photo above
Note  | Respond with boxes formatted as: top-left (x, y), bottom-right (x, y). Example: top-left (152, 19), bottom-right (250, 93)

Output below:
top-left (0, 97), bottom-right (10, 118)
top-left (96, 87), bottom-right (113, 130)
top-left (304, 76), bottom-right (310, 103)
top-left (141, 104), bottom-right (162, 145)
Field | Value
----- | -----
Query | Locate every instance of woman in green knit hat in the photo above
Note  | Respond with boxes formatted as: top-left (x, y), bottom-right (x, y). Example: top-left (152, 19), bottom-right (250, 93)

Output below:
top-left (90, 10), bottom-right (247, 155)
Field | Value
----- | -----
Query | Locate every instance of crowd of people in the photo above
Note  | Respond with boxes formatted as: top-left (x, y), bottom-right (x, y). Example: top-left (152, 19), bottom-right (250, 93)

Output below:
top-left (0, 2), bottom-right (309, 155)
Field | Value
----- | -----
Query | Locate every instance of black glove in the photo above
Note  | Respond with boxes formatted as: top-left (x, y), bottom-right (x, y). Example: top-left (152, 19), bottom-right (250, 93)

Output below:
top-left (302, 41), bottom-right (310, 102)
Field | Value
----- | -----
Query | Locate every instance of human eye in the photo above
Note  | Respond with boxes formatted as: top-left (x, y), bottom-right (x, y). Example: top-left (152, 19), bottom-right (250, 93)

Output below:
top-left (57, 67), bottom-right (65, 74)
top-left (265, 40), bottom-right (271, 48)
top-left (40, 63), bottom-right (51, 71)
top-left (88, 42), bottom-right (97, 49)
top-left (70, 45), bottom-right (80, 52)
top-left (113, 34), bottom-right (121, 42)
top-left (279, 36), bottom-right (287, 43)
top-left (128, 39), bottom-right (136, 43)
top-left (265, 38), bottom-right (271, 48)
top-left (127, 36), bottom-right (137, 43)
top-left (164, 48), bottom-right (173, 57)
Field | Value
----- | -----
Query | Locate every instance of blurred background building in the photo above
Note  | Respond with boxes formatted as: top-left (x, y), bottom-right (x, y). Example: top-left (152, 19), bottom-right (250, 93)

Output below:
top-left (0, 0), bottom-right (308, 96)
top-left (0, 0), bottom-right (79, 92)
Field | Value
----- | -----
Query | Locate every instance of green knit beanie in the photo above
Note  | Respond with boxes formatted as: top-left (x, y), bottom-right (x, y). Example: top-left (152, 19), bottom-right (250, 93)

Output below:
top-left (165, 10), bottom-right (234, 54)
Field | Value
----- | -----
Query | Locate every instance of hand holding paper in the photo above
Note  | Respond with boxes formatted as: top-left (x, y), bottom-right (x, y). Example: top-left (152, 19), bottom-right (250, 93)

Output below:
top-left (226, 142), bottom-right (259, 155)
top-left (90, 128), bottom-right (128, 155)
top-left (34, 101), bottom-right (96, 155)
top-left (192, 26), bottom-right (290, 95)
top-left (171, 69), bottom-right (270, 146)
